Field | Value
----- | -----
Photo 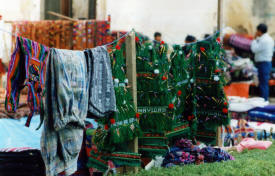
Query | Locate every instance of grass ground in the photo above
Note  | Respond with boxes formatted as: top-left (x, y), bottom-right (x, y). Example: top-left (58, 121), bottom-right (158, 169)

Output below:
top-left (123, 143), bottom-right (275, 176)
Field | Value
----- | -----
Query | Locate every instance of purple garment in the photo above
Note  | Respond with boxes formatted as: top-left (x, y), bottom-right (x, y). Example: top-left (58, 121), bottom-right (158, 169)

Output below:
top-left (229, 34), bottom-right (252, 51)
top-left (162, 139), bottom-right (234, 167)
top-left (200, 147), bottom-right (234, 163)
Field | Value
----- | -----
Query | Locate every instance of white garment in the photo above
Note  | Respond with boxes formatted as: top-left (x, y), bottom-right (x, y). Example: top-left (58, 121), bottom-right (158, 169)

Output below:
top-left (251, 33), bottom-right (274, 62)
top-left (228, 96), bottom-right (269, 112)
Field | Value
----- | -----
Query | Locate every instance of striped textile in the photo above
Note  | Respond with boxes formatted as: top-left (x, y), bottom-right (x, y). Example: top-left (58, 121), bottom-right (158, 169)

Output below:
top-left (5, 36), bottom-right (49, 126)
top-left (0, 147), bottom-right (33, 152)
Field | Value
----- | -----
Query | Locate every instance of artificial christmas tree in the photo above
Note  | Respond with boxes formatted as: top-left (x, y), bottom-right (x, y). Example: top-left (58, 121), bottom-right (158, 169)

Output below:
top-left (135, 38), bottom-right (177, 157)
top-left (191, 34), bottom-right (229, 145)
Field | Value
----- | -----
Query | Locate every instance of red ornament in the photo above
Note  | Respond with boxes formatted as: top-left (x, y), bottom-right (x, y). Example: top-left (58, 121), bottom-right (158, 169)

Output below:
top-left (215, 69), bottom-right (221, 73)
top-left (160, 41), bottom-right (165, 45)
top-left (168, 103), bottom-right (174, 109)
top-left (188, 114), bottom-right (195, 121)
top-left (135, 36), bottom-right (139, 42)
top-left (216, 37), bottom-right (221, 43)
top-left (224, 102), bottom-right (228, 106)
top-left (115, 45), bottom-right (120, 50)
top-left (162, 76), bottom-right (167, 81)
top-left (177, 90), bottom-right (182, 96)
top-left (135, 113), bottom-right (140, 119)
top-left (110, 118), bottom-right (116, 124)
top-left (222, 108), bottom-right (228, 114)
top-left (200, 47), bottom-right (205, 52)
top-left (104, 124), bottom-right (109, 130)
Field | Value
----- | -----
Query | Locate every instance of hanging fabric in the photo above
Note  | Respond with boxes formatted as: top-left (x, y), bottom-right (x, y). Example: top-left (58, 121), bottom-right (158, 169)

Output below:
top-left (84, 46), bottom-right (116, 119)
top-left (5, 36), bottom-right (49, 127)
top-left (41, 46), bottom-right (116, 176)
top-left (41, 48), bottom-right (90, 176)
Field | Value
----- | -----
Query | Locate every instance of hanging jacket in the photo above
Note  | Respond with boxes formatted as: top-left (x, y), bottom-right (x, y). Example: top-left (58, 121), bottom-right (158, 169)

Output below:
top-left (5, 36), bottom-right (49, 127)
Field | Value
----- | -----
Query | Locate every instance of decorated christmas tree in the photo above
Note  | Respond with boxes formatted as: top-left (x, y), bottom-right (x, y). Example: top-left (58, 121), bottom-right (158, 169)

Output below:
top-left (135, 37), bottom-right (178, 157)
top-left (190, 34), bottom-right (229, 145)
top-left (168, 44), bottom-right (195, 139)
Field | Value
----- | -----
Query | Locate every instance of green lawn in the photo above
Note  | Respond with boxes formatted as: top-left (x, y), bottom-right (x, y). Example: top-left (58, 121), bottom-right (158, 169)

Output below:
top-left (123, 143), bottom-right (275, 176)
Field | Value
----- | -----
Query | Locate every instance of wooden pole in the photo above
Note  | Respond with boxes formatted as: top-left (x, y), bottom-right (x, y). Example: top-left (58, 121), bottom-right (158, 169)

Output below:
top-left (47, 11), bottom-right (77, 21)
top-left (125, 31), bottom-right (138, 173)
top-left (216, 0), bottom-right (224, 147)
top-left (217, 0), bottom-right (223, 32)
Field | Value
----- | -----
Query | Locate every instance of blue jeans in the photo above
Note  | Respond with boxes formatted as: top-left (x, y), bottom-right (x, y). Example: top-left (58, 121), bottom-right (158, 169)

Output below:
top-left (256, 62), bottom-right (272, 101)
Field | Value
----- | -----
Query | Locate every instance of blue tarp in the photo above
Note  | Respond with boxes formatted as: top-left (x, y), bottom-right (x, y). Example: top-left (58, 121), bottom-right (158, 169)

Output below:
top-left (0, 115), bottom-right (42, 149)
top-left (0, 115), bottom-right (98, 149)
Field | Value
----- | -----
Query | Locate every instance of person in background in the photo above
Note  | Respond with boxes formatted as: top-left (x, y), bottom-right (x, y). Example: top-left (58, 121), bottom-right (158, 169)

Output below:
top-left (183, 35), bottom-right (197, 56)
top-left (153, 32), bottom-right (162, 46)
top-left (185, 35), bottom-right (196, 44)
top-left (251, 23), bottom-right (275, 101)
top-left (204, 34), bottom-right (210, 39)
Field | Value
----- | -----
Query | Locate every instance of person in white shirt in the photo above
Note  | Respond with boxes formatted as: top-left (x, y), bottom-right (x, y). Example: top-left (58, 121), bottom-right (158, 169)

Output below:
top-left (251, 23), bottom-right (275, 101)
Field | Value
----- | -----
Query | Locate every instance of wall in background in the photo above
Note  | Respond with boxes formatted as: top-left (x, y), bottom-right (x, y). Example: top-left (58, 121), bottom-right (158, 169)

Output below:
top-left (0, 0), bottom-right (41, 21)
top-left (104, 0), bottom-right (218, 44)
top-left (224, 0), bottom-right (275, 38)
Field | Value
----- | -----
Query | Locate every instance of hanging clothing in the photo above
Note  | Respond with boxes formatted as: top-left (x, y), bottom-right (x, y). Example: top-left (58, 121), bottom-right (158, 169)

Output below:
top-left (41, 46), bottom-right (116, 176)
top-left (5, 36), bottom-right (49, 126)
top-left (41, 48), bottom-right (90, 176)
top-left (85, 46), bottom-right (116, 119)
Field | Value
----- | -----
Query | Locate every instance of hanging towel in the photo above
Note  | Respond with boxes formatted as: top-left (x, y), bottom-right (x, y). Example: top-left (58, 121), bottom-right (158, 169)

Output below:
top-left (85, 46), bottom-right (116, 119)
top-left (5, 36), bottom-right (49, 127)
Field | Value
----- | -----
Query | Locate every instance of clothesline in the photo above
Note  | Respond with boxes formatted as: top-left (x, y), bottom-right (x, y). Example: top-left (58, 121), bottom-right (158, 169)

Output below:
top-left (0, 26), bottom-right (221, 48)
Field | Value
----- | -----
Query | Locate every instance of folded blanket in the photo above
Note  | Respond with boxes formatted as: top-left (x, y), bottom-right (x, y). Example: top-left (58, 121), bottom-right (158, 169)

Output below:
top-left (229, 34), bottom-right (252, 51)
top-left (248, 111), bottom-right (275, 123)
top-left (249, 105), bottom-right (275, 113)
top-left (236, 138), bottom-right (272, 152)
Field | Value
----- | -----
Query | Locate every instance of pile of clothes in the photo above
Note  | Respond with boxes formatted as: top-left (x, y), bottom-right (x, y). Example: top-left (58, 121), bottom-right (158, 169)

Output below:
top-left (162, 139), bottom-right (234, 167)
top-left (225, 50), bottom-right (257, 83)
top-left (228, 96), bottom-right (268, 112)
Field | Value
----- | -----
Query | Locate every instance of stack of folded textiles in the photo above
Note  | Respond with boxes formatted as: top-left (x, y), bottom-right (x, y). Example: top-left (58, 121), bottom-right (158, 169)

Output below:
top-left (248, 105), bottom-right (275, 123)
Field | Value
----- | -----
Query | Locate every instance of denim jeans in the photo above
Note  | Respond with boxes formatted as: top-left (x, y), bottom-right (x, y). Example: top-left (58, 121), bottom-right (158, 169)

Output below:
top-left (256, 61), bottom-right (272, 101)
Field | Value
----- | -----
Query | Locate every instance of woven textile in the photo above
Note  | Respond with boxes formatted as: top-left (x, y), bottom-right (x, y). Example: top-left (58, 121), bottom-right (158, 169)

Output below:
top-left (12, 20), bottom-right (111, 50)
top-left (5, 36), bottom-right (49, 126)
top-left (85, 46), bottom-right (116, 118)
